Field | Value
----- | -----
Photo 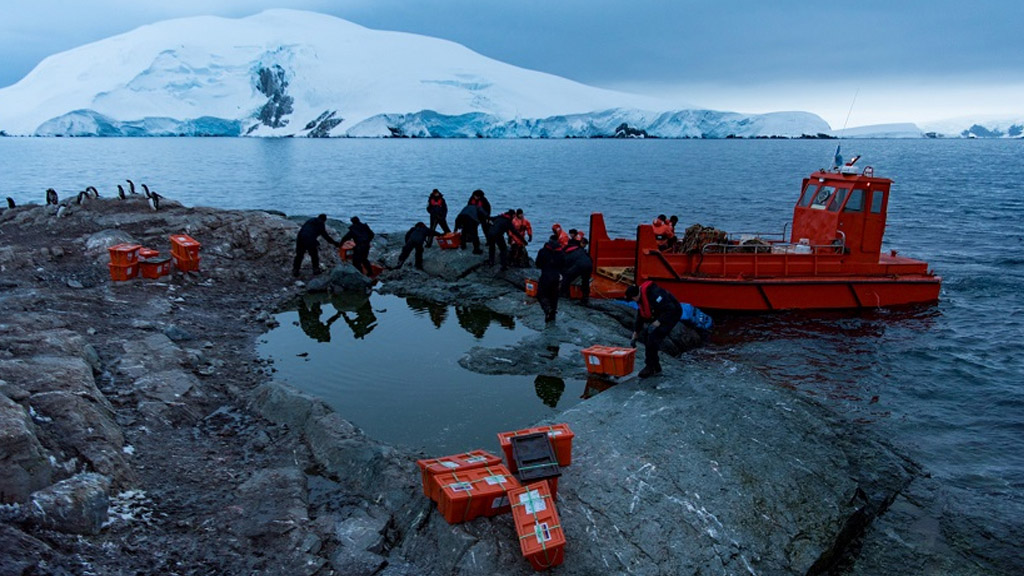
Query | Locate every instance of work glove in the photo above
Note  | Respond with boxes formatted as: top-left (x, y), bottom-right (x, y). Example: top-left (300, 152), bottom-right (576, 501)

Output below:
top-left (629, 332), bottom-right (638, 348)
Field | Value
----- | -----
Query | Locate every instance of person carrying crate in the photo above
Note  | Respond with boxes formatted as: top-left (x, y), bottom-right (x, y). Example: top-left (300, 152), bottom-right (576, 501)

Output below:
top-left (625, 281), bottom-right (682, 378)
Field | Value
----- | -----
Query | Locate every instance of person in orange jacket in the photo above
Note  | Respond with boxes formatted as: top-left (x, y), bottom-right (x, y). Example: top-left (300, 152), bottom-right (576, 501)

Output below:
top-left (652, 214), bottom-right (673, 251)
top-left (551, 223), bottom-right (569, 248)
top-left (425, 189), bottom-right (450, 247)
top-left (510, 208), bottom-right (533, 267)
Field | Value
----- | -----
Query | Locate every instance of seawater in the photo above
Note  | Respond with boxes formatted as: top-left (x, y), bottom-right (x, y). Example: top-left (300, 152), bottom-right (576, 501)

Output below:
top-left (3, 137), bottom-right (1022, 557)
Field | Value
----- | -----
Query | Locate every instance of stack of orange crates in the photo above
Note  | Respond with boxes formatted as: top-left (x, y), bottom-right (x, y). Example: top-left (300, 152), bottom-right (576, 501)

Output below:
top-left (509, 482), bottom-right (566, 571)
top-left (108, 244), bottom-right (141, 282)
top-left (524, 279), bottom-right (538, 297)
top-left (415, 450), bottom-right (503, 502)
top-left (436, 464), bottom-right (521, 524)
top-left (498, 423), bottom-right (575, 473)
top-left (139, 247), bottom-right (160, 259)
top-left (436, 232), bottom-right (460, 249)
top-left (169, 234), bottom-right (201, 272)
top-left (581, 345), bottom-right (636, 377)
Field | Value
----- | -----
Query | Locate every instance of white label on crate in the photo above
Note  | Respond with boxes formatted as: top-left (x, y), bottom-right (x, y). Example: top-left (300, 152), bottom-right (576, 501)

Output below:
top-left (465, 456), bottom-right (487, 464)
top-left (519, 489), bottom-right (547, 514)
top-left (492, 495), bottom-right (510, 509)
top-left (548, 430), bottom-right (563, 437)
top-left (441, 461), bottom-right (460, 469)
top-left (612, 350), bottom-right (628, 356)
top-left (484, 475), bottom-right (507, 486)
top-left (534, 522), bottom-right (552, 543)
top-left (449, 482), bottom-right (473, 493)
top-left (589, 356), bottom-right (601, 365)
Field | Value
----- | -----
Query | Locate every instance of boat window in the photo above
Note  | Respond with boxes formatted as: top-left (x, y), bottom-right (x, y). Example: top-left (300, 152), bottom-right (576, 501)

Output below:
top-left (844, 189), bottom-right (865, 212)
top-left (799, 183), bottom-right (819, 207)
top-left (828, 187), bottom-right (849, 212)
top-left (810, 185), bottom-right (835, 210)
top-left (871, 191), bottom-right (885, 213)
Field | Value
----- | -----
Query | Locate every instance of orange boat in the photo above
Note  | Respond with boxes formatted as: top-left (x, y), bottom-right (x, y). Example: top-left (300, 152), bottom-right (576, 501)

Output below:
top-left (589, 161), bottom-right (941, 311)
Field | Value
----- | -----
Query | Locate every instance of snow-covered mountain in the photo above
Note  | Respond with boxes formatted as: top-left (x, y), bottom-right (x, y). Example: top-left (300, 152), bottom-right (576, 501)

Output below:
top-left (0, 9), bottom-right (833, 139)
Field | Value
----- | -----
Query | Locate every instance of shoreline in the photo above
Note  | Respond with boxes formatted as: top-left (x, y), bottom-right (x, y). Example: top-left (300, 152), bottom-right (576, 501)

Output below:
top-left (0, 198), bottom-right (997, 574)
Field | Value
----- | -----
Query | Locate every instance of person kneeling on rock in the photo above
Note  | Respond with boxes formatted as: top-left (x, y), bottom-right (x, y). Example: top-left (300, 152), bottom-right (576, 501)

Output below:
top-left (293, 213), bottom-right (340, 277)
top-left (626, 281), bottom-right (682, 378)
top-left (396, 222), bottom-right (439, 270)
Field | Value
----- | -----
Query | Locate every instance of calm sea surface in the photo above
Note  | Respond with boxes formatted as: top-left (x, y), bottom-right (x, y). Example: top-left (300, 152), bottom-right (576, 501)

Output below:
top-left (3, 137), bottom-right (1022, 559)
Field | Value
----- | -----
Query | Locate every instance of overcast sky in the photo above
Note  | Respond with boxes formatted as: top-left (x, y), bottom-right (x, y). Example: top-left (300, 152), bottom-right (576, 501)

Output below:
top-left (2, 0), bottom-right (1021, 127)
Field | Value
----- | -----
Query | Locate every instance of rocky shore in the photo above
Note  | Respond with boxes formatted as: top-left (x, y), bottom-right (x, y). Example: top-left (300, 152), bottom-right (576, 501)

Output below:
top-left (0, 198), bottom-right (992, 575)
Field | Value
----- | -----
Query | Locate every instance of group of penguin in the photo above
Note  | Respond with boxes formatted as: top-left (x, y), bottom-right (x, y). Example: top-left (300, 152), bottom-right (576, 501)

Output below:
top-left (3, 179), bottom-right (165, 217)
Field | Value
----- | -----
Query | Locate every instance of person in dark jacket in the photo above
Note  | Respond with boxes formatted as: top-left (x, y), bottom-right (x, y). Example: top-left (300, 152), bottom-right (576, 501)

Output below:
top-left (425, 189), bottom-right (450, 247)
top-left (625, 281), bottom-right (682, 378)
top-left (469, 189), bottom-right (492, 235)
top-left (560, 230), bottom-right (593, 305)
top-left (535, 234), bottom-right (565, 322)
top-left (340, 216), bottom-right (375, 276)
top-left (293, 213), bottom-right (340, 277)
top-left (454, 203), bottom-right (487, 254)
top-left (397, 222), bottom-right (440, 270)
top-left (486, 210), bottom-right (524, 271)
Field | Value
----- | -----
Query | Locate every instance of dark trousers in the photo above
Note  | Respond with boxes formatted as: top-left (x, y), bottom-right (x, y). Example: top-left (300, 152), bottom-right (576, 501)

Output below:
top-left (293, 240), bottom-right (320, 274)
top-left (538, 275), bottom-right (560, 321)
top-left (509, 244), bottom-right (529, 267)
top-left (487, 235), bottom-right (509, 268)
top-left (427, 214), bottom-right (450, 246)
top-left (561, 263), bottom-right (592, 301)
top-left (456, 216), bottom-right (481, 252)
top-left (398, 242), bottom-right (425, 269)
top-left (351, 244), bottom-right (371, 276)
top-left (639, 307), bottom-right (681, 370)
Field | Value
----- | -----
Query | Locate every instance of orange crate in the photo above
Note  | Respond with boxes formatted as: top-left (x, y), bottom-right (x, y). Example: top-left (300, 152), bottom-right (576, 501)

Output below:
top-left (509, 482), bottom-right (566, 571)
top-left (415, 450), bottom-right (503, 502)
top-left (138, 247), bottom-right (159, 259)
top-left (108, 243), bottom-right (141, 266)
top-left (337, 240), bottom-right (355, 261)
top-left (172, 254), bottom-right (201, 272)
top-left (497, 423), bottom-right (574, 471)
top-left (525, 278), bottom-right (538, 297)
top-left (569, 284), bottom-right (583, 299)
top-left (169, 234), bottom-right (201, 261)
top-left (437, 232), bottom-right (460, 249)
top-left (108, 263), bottom-right (138, 282)
top-left (140, 258), bottom-right (171, 279)
top-left (436, 464), bottom-right (521, 524)
top-left (581, 345), bottom-right (635, 377)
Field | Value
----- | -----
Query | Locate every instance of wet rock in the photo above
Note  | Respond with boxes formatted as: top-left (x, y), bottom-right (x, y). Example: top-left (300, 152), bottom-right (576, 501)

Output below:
top-left (0, 394), bottom-right (54, 503)
top-left (163, 325), bottom-right (194, 342)
top-left (307, 264), bottom-right (374, 294)
top-left (28, 473), bottom-right (110, 535)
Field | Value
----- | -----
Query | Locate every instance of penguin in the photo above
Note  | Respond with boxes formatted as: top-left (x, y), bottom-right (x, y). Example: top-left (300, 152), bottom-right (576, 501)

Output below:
top-left (126, 179), bottom-right (137, 194)
top-left (86, 186), bottom-right (99, 198)
top-left (76, 190), bottom-right (88, 204)
top-left (147, 190), bottom-right (162, 211)
top-left (117, 184), bottom-right (126, 200)
top-left (56, 205), bottom-right (68, 218)
top-left (6, 197), bottom-right (14, 209)
top-left (46, 188), bottom-right (58, 205)
top-left (141, 183), bottom-right (151, 198)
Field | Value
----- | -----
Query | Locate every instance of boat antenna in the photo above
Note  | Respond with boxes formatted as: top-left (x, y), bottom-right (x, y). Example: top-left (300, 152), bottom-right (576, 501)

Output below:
top-left (831, 88), bottom-right (860, 169)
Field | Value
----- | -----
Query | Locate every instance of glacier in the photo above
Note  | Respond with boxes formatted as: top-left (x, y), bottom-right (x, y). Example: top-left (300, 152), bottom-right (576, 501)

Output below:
top-left (0, 9), bottom-right (1016, 139)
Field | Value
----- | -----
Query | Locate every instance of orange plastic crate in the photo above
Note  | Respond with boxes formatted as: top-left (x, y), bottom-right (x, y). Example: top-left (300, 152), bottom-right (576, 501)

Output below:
top-left (525, 279), bottom-right (538, 297)
top-left (169, 234), bottom-right (201, 261)
top-left (497, 423), bottom-right (574, 471)
top-left (138, 247), bottom-right (159, 259)
top-left (108, 243), bottom-right (141, 266)
top-left (108, 263), bottom-right (138, 282)
top-left (437, 232), bottom-right (460, 249)
top-left (509, 482), bottom-right (566, 571)
top-left (140, 258), bottom-right (171, 279)
top-left (581, 345), bottom-right (635, 377)
top-left (338, 240), bottom-right (355, 261)
top-left (436, 464), bottom-right (520, 524)
top-left (569, 284), bottom-right (583, 299)
top-left (172, 254), bottom-right (201, 272)
top-left (415, 450), bottom-right (503, 502)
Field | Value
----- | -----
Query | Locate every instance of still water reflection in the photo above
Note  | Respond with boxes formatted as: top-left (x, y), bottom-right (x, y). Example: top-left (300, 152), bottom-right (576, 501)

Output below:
top-left (258, 292), bottom-right (604, 454)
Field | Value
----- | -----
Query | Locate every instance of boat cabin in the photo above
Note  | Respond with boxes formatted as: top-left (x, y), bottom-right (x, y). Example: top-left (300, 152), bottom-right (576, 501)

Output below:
top-left (792, 165), bottom-right (890, 262)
